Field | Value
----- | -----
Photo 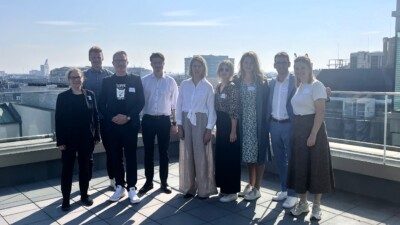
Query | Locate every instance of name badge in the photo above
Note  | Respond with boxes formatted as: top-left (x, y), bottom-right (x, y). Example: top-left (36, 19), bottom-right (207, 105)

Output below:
top-left (247, 86), bottom-right (255, 91)
top-left (129, 87), bottom-right (136, 93)
top-left (88, 96), bottom-right (92, 101)
top-left (221, 93), bottom-right (226, 99)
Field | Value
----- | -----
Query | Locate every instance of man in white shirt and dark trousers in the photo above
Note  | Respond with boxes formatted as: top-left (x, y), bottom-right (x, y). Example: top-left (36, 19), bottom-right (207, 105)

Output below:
top-left (139, 53), bottom-right (179, 194)
top-left (267, 52), bottom-right (298, 208)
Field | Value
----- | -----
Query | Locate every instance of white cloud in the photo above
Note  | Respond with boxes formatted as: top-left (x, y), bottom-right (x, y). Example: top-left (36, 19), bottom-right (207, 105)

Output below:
top-left (36, 21), bottom-right (87, 26)
top-left (137, 19), bottom-right (228, 27)
top-left (65, 27), bottom-right (96, 33)
top-left (163, 10), bottom-right (194, 17)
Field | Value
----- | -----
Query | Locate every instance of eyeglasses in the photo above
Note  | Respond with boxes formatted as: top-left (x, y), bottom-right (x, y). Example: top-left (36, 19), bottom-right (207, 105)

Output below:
top-left (69, 76), bottom-right (82, 80)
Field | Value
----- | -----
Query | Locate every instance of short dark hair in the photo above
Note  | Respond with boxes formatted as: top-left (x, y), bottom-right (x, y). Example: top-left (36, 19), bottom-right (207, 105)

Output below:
top-left (88, 46), bottom-right (103, 57)
top-left (113, 51), bottom-right (128, 61)
top-left (150, 53), bottom-right (165, 62)
top-left (274, 52), bottom-right (290, 62)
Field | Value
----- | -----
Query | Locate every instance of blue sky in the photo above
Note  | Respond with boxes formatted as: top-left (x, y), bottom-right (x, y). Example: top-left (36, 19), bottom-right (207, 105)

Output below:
top-left (0, 0), bottom-right (395, 74)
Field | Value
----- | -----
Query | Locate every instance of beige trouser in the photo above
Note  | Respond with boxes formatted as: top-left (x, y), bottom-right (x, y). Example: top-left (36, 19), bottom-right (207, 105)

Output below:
top-left (179, 112), bottom-right (217, 197)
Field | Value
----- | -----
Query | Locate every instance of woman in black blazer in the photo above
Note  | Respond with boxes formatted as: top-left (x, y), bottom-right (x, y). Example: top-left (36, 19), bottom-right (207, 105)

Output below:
top-left (55, 68), bottom-right (100, 211)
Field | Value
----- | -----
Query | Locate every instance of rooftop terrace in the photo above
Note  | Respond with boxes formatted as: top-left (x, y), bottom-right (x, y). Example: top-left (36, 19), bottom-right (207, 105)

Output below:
top-left (1, 161), bottom-right (400, 225)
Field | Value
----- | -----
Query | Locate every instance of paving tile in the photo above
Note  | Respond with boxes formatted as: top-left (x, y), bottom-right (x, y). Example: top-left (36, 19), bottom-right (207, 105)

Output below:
top-left (152, 190), bottom-right (181, 202)
top-left (55, 210), bottom-right (100, 225)
top-left (320, 215), bottom-right (372, 225)
top-left (187, 204), bottom-right (231, 222)
top-left (129, 195), bottom-right (164, 211)
top-left (380, 216), bottom-right (400, 225)
top-left (42, 201), bottom-right (88, 220)
top-left (0, 186), bottom-right (20, 201)
top-left (27, 218), bottom-right (58, 225)
top-left (208, 196), bottom-right (257, 213)
top-left (3, 208), bottom-right (51, 225)
top-left (210, 213), bottom-right (254, 225)
top-left (157, 211), bottom-right (205, 225)
top-left (0, 202), bottom-right (39, 217)
top-left (0, 193), bottom-right (31, 210)
top-left (103, 209), bottom-right (151, 224)
top-left (238, 204), bottom-right (283, 223)
top-left (139, 203), bottom-right (182, 220)
top-left (342, 204), bottom-right (394, 225)
top-left (90, 197), bottom-right (133, 220)
top-left (0, 216), bottom-right (7, 225)
top-left (167, 197), bottom-right (208, 212)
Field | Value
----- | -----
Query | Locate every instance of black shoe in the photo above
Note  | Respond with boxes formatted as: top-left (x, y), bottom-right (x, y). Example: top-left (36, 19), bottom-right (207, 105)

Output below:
top-left (61, 201), bottom-right (70, 211)
top-left (183, 193), bottom-right (194, 198)
top-left (160, 185), bottom-right (172, 194)
top-left (139, 183), bottom-right (154, 194)
top-left (197, 196), bottom-right (209, 200)
top-left (81, 196), bottom-right (94, 206)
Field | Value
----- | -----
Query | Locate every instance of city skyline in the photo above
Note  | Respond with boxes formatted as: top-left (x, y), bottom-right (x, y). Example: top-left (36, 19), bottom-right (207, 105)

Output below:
top-left (0, 0), bottom-right (395, 74)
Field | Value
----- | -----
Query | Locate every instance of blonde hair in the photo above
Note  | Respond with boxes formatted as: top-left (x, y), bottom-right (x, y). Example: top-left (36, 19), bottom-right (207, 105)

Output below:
top-left (294, 55), bottom-right (315, 86)
top-left (65, 68), bottom-right (84, 80)
top-left (217, 60), bottom-right (234, 77)
top-left (189, 55), bottom-right (208, 78)
top-left (238, 51), bottom-right (263, 81)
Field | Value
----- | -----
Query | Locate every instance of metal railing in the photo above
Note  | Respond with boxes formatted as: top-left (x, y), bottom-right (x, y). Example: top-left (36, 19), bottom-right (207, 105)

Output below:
top-left (1, 89), bottom-right (400, 166)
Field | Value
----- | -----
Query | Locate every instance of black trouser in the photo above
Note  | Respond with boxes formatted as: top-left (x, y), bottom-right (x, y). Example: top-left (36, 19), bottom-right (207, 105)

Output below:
top-left (61, 141), bottom-right (94, 201)
top-left (141, 114), bottom-right (171, 186)
top-left (100, 119), bottom-right (114, 179)
top-left (108, 122), bottom-right (139, 190)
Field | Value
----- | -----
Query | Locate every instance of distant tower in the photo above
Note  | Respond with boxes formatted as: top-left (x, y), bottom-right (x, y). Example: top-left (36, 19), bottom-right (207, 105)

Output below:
top-left (40, 59), bottom-right (50, 76)
top-left (393, 0), bottom-right (400, 111)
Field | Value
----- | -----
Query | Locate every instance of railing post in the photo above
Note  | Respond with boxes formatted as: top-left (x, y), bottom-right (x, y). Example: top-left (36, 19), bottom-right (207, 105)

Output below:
top-left (383, 94), bottom-right (388, 165)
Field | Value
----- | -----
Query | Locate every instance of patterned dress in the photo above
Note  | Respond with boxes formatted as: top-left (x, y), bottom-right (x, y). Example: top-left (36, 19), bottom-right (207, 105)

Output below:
top-left (240, 82), bottom-right (258, 163)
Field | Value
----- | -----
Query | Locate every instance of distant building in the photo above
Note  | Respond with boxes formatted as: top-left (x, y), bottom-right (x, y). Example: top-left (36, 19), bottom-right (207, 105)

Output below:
top-left (29, 70), bottom-right (42, 76)
top-left (184, 55), bottom-right (235, 77)
top-left (40, 59), bottom-right (50, 76)
top-left (0, 71), bottom-right (6, 76)
top-left (383, 37), bottom-right (396, 68)
top-left (350, 51), bottom-right (384, 69)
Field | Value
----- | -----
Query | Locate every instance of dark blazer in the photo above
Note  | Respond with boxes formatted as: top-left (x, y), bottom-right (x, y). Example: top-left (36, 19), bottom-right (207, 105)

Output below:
top-left (55, 89), bottom-right (100, 146)
top-left (267, 74), bottom-right (296, 122)
top-left (234, 76), bottom-right (271, 164)
top-left (99, 74), bottom-right (145, 128)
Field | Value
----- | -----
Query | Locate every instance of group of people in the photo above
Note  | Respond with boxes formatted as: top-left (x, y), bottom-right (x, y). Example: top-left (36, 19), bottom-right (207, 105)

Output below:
top-left (55, 47), bottom-right (334, 221)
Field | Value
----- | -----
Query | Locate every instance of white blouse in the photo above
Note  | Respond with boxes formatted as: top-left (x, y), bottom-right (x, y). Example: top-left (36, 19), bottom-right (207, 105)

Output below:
top-left (176, 78), bottom-right (216, 129)
top-left (291, 80), bottom-right (327, 116)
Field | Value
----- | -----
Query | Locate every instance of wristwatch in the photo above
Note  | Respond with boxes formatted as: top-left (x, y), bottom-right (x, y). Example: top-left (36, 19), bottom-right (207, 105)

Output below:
top-left (127, 116), bottom-right (131, 121)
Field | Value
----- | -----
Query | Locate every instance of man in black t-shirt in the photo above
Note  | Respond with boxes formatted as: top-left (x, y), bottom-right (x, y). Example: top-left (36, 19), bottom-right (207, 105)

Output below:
top-left (99, 51), bottom-right (145, 204)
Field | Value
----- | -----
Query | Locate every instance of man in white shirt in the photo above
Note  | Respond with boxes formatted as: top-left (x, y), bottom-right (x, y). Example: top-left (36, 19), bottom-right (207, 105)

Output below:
top-left (267, 52), bottom-right (298, 208)
top-left (139, 53), bottom-right (179, 194)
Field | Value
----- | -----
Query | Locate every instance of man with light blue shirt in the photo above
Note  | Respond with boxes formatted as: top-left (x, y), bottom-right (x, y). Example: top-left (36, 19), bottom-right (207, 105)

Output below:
top-left (83, 46), bottom-right (114, 189)
top-left (268, 52), bottom-right (298, 208)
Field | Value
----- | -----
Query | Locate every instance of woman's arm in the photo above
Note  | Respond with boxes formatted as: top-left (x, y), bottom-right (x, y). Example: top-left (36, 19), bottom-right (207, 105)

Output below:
top-left (307, 99), bottom-right (325, 147)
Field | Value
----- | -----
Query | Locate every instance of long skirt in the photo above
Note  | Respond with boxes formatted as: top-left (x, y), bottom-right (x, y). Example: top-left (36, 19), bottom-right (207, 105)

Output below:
top-left (215, 111), bottom-right (241, 194)
top-left (179, 112), bottom-right (218, 197)
top-left (287, 114), bottom-right (335, 194)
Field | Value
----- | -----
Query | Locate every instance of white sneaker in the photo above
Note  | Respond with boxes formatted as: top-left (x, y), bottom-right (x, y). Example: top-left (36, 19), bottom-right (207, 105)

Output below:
top-left (238, 184), bottom-right (252, 197)
top-left (219, 193), bottom-right (238, 203)
top-left (290, 201), bottom-right (309, 216)
top-left (244, 188), bottom-right (261, 201)
top-left (109, 185), bottom-right (125, 202)
top-left (128, 187), bottom-right (141, 204)
top-left (310, 204), bottom-right (321, 221)
top-left (109, 178), bottom-right (116, 190)
top-left (272, 191), bottom-right (287, 201)
top-left (283, 196), bottom-right (298, 208)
